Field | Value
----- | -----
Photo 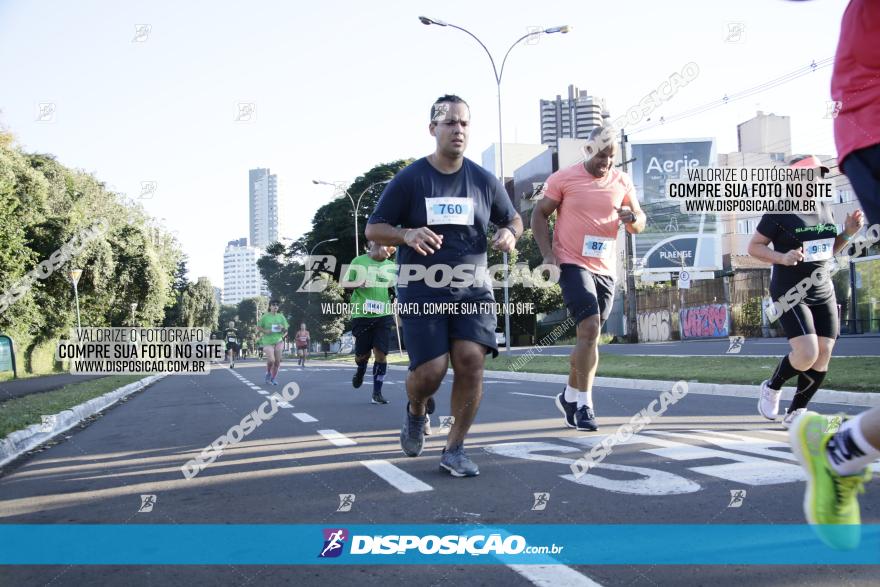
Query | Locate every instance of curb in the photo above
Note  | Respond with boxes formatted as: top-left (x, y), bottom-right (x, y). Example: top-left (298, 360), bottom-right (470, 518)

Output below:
top-left (0, 374), bottom-right (166, 468)
top-left (361, 363), bottom-right (880, 409)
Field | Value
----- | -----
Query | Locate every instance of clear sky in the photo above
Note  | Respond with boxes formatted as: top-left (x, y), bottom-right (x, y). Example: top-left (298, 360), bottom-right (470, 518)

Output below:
top-left (0, 0), bottom-right (850, 287)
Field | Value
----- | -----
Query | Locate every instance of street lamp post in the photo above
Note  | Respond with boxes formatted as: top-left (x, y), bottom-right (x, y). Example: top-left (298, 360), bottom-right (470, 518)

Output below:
top-left (418, 17), bottom-right (570, 352)
top-left (309, 237), bottom-right (340, 259)
top-left (69, 269), bottom-right (83, 331)
top-left (313, 179), bottom-right (392, 255)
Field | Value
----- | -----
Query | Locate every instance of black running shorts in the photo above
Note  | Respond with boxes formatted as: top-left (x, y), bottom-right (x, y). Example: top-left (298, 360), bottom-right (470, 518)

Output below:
top-left (352, 315), bottom-right (394, 357)
top-left (559, 264), bottom-right (616, 326)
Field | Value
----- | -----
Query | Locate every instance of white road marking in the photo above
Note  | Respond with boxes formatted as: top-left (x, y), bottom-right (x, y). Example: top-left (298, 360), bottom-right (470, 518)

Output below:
top-left (508, 564), bottom-right (605, 587)
top-left (293, 413), bottom-right (317, 423)
top-left (277, 401), bottom-right (293, 408)
top-left (510, 392), bottom-right (556, 399)
top-left (318, 430), bottom-right (357, 447)
top-left (359, 460), bottom-right (433, 493)
top-left (256, 390), bottom-right (269, 395)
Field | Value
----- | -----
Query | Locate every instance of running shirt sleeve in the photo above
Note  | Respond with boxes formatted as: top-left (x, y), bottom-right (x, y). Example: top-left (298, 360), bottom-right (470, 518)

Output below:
top-left (543, 170), bottom-right (564, 202)
top-left (369, 174), bottom-right (411, 227)
top-left (488, 178), bottom-right (517, 227)
top-left (755, 215), bottom-right (780, 241)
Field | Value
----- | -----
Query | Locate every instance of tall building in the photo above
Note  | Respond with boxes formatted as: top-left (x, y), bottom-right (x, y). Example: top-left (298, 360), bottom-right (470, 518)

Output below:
top-left (540, 85), bottom-right (607, 149)
top-left (249, 168), bottom-right (278, 249)
top-left (736, 111), bottom-right (791, 159)
top-left (222, 238), bottom-right (269, 305)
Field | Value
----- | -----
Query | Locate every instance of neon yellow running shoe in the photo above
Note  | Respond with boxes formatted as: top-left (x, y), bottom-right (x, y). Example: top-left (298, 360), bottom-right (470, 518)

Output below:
top-left (789, 411), bottom-right (872, 550)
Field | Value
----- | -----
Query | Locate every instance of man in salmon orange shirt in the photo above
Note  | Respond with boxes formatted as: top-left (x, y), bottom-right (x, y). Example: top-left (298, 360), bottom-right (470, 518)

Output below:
top-left (532, 126), bottom-right (646, 431)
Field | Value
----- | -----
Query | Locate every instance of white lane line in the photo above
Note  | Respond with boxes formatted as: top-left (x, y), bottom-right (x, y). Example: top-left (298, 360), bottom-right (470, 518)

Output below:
top-left (293, 413), bottom-right (318, 423)
top-left (277, 401), bottom-right (293, 408)
top-left (256, 390), bottom-right (269, 395)
top-left (508, 564), bottom-right (604, 586)
top-left (318, 429), bottom-right (357, 447)
top-left (360, 460), bottom-right (433, 493)
top-left (510, 392), bottom-right (555, 399)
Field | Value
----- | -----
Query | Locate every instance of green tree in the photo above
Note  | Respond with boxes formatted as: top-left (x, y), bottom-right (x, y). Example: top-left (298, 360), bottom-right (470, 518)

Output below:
top-left (179, 277), bottom-right (218, 328)
top-left (238, 296), bottom-right (268, 349)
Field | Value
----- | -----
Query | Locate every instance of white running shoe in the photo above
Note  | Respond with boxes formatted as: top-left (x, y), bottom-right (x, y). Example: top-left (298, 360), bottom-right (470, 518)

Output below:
top-left (758, 380), bottom-right (782, 420)
top-left (782, 408), bottom-right (806, 429)
top-left (424, 414), bottom-right (432, 436)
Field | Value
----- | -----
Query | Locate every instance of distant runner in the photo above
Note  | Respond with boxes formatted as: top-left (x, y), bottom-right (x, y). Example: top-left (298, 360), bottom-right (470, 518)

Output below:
top-left (258, 300), bottom-right (289, 385)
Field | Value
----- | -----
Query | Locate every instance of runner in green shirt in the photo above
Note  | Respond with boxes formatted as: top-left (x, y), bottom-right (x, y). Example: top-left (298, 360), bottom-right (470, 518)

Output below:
top-left (344, 241), bottom-right (396, 405)
top-left (258, 299), bottom-right (289, 385)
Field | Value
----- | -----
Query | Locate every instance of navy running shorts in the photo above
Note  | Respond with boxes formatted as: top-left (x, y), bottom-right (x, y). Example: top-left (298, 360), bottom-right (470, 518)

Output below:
top-left (352, 315), bottom-right (394, 356)
top-left (400, 300), bottom-right (498, 371)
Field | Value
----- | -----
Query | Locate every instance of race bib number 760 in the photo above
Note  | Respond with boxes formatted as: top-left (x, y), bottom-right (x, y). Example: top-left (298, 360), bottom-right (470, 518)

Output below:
top-left (426, 197), bottom-right (474, 226)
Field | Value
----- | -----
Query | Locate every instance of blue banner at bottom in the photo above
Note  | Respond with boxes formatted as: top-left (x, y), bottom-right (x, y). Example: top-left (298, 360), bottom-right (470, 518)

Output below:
top-left (0, 525), bottom-right (878, 565)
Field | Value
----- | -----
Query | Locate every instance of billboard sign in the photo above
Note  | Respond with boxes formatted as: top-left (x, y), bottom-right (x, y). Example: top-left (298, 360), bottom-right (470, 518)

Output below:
top-left (629, 139), bottom-right (721, 274)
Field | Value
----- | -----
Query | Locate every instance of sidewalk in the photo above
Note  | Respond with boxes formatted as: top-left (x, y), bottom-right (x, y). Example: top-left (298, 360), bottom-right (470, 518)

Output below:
top-left (0, 374), bottom-right (108, 402)
top-left (313, 360), bottom-right (880, 408)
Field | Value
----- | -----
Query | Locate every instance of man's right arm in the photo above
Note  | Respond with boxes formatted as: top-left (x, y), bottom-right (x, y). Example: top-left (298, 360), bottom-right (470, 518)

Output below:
top-left (531, 196), bottom-right (560, 265)
top-left (366, 224), bottom-right (443, 256)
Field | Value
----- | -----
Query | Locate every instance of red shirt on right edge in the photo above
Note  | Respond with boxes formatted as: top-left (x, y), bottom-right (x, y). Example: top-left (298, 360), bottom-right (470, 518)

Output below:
top-left (832, 0), bottom-right (880, 167)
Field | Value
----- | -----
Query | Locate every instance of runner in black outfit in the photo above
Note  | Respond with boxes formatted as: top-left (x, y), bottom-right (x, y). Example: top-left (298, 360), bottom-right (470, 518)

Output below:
top-left (748, 155), bottom-right (864, 427)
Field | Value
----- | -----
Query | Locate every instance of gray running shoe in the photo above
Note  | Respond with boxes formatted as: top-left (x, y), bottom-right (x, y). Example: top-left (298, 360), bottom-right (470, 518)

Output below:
top-left (400, 403), bottom-right (426, 457)
top-left (439, 445), bottom-right (479, 477)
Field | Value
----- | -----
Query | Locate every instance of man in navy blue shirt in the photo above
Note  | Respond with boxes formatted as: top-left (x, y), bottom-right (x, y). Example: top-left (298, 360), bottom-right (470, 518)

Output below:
top-left (366, 94), bottom-right (522, 477)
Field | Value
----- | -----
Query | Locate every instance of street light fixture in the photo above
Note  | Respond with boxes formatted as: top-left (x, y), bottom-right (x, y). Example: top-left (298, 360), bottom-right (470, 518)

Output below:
top-left (313, 179), bottom-right (392, 255)
top-left (69, 269), bottom-right (83, 331)
top-left (418, 17), bottom-right (570, 353)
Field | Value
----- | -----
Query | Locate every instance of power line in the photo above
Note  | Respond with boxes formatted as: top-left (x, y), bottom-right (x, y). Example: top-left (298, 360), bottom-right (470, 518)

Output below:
top-left (629, 58), bottom-right (834, 134)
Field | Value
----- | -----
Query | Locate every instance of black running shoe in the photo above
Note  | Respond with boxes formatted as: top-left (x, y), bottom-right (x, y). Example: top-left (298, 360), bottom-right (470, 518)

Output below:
top-left (371, 391), bottom-right (388, 404)
top-left (576, 405), bottom-right (598, 431)
top-left (352, 367), bottom-right (366, 389)
top-left (426, 396), bottom-right (436, 415)
top-left (555, 391), bottom-right (577, 429)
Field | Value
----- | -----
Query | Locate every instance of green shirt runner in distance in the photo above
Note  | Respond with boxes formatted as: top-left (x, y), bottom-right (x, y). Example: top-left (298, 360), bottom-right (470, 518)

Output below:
top-left (258, 312), bottom-right (289, 347)
top-left (344, 254), bottom-right (395, 318)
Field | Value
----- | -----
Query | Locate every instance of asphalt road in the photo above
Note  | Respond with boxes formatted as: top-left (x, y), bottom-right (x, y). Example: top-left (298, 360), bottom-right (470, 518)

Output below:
top-left (0, 359), bottom-right (878, 586)
top-left (508, 335), bottom-right (880, 357)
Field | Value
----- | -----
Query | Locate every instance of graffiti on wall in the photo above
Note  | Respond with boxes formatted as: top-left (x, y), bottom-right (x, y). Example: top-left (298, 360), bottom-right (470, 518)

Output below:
top-left (680, 304), bottom-right (729, 339)
top-left (638, 310), bottom-right (672, 342)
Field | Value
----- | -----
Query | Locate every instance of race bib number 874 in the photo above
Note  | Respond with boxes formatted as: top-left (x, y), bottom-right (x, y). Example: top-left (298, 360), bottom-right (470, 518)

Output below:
top-left (426, 197), bottom-right (474, 226)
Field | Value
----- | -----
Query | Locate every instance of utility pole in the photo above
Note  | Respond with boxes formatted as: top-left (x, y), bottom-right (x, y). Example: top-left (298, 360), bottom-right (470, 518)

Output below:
top-left (620, 128), bottom-right (639, 342)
